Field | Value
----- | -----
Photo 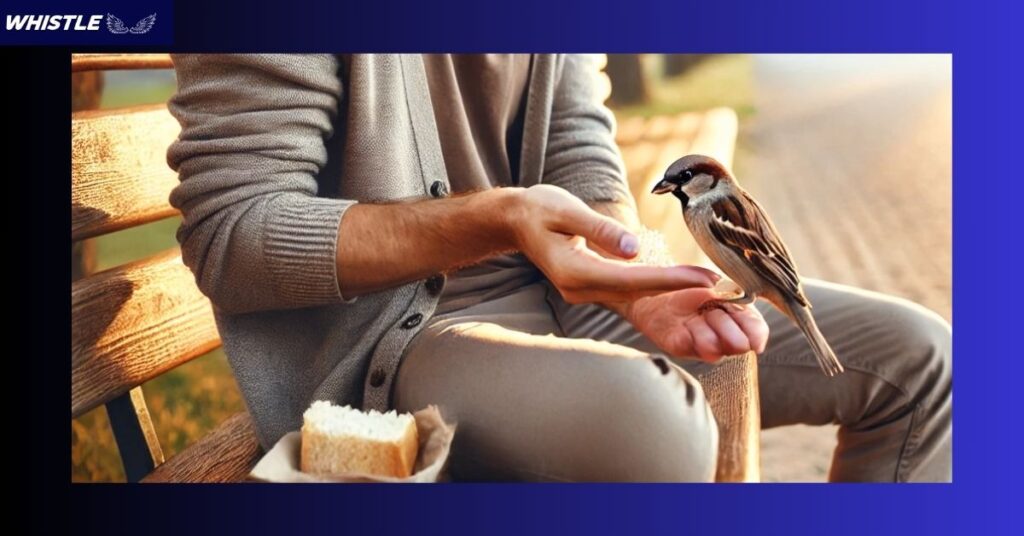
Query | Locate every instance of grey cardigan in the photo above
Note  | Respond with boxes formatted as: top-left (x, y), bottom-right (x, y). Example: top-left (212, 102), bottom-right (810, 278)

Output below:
top-left (167, 54), bottom-right (634, 448)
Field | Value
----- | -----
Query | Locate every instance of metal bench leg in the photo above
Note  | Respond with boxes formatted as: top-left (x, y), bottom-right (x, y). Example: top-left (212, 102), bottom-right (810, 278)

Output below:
top-left (106, 386), bottom-right (165, 482)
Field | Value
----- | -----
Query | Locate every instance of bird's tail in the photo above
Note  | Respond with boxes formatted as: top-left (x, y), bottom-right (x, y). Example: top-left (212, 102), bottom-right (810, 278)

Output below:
top-left (784, 301), bottom-right (844, 377)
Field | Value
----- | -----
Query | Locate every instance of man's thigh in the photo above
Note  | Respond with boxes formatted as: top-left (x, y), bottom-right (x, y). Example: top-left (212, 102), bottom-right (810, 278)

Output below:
top-left (393, 283), bottom-right (717, 482)
top-left (541, 280), bottom-right (718, 379)
top-left (753, 279), bottom-right (951, 428)
top-left (546, 277), bottom-right (951, 429)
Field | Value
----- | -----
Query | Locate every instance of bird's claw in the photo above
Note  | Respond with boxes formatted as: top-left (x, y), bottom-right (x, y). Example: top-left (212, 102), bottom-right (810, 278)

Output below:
top-left (698, 299), bottom-right (735, 315)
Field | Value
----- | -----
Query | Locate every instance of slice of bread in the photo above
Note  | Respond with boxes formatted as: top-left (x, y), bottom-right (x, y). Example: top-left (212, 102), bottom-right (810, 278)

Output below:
top-left (300, 401), bottom-right (419, 478)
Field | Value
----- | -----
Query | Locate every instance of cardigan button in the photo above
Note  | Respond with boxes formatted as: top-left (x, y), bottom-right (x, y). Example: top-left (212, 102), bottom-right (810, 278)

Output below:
top-left (401, 313), bottom-right (423, 329)
top-left (369, 368), bottom-right (387, 388)
top-left (429, 181), bottom-right (448, 198)
top-left (425, 274), bottom-right (445, 296)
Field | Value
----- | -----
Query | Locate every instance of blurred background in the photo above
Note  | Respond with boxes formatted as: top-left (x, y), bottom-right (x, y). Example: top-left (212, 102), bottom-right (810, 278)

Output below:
top-left (72, 54), bottom-right (951, 482)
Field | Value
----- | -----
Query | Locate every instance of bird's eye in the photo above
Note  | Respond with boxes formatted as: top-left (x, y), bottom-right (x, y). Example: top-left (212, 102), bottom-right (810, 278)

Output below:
top-left (682, 170), bottom-right (694, 182)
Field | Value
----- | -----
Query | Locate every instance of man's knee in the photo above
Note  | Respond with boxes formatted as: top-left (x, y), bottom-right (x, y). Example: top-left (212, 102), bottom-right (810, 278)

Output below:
top-left (874, 297), bottom-right (951, 401)
top-left (588, 356), bottom-right (719, 482)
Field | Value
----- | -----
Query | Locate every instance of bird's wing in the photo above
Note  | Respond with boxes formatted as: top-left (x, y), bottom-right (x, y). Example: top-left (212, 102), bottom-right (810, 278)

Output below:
top-left (708, 193), bottom-right (809, 306)
top-left (106, 14), bottom-right (129, 34)
top-left (129, 13), bottom-right (157, 34)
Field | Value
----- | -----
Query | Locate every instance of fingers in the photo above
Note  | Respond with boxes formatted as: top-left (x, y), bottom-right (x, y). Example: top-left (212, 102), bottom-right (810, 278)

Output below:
top-left (671, 264), bottom-right (722, 286)
top-left (666, 287), bottom-right (720, 312)
top-left (676, 300), bottom-right (768, 361)
top-left (558, 207), bottom-right (640, 259)
top-left (706, 309), bottom-right (751, 355)
top-left (729, 306), bottom-right (770, 354)
top-left (664, 328), bottom-right (695, 359)
top-left (602, 263), bottom-right (720, 292)
top-left (686, 310), bottom-right (752, 362)
top-left (684, 316), bottom-right (722, 362)
top-left (557, 259), bottom-right (721, 303)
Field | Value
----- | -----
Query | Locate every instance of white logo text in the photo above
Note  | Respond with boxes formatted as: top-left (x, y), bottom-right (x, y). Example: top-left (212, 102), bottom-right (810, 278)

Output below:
top-left (6, 14), bottom-right (104, 31)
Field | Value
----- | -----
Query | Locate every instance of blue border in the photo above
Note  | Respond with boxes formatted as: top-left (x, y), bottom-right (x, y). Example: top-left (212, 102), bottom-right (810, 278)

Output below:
top-left (41, 0), bottom-right (1024, 533)
top-left (165, 0), bottom-right (994, 52)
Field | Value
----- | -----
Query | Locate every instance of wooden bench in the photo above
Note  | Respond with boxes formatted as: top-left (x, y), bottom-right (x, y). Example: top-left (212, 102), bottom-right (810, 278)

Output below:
top-left (71, 53), bottom-right (759, 483)
top-left (72, 53), bottom-right (262, 482)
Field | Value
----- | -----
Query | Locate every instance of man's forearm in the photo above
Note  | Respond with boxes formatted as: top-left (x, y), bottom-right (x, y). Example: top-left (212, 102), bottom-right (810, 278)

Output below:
top-left (337, 186), bottom-right (716, 304)
top-left (336, 188), bottom-right (520, 297)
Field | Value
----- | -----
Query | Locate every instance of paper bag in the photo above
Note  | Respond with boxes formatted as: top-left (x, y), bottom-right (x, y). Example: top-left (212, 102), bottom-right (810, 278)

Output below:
top-left (249, 405), bottom-right (455, 483)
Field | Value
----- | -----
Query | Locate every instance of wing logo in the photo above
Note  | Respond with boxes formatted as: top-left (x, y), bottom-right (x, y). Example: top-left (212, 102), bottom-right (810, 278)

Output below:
top-left (106, 13), bottom-right (156, 34)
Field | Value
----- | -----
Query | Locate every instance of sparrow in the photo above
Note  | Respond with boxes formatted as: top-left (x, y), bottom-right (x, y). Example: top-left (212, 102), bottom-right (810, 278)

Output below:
top-left (652, 154), bottom-right (844, 377)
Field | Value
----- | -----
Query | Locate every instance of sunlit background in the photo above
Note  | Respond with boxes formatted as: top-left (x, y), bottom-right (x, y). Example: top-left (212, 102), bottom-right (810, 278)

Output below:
top-left (71, 54), bottom-right (951, 482)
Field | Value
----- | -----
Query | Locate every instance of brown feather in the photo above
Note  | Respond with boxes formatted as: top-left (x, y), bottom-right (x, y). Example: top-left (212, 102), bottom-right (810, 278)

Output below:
top-left (709, 195), bottom-right (809, 307)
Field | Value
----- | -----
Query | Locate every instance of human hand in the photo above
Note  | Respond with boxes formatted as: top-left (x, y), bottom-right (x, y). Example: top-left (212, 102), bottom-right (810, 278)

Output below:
top-left (623, 287), bottom-right (769, 362)
top-left (508, 185), bottom-right (720, 304)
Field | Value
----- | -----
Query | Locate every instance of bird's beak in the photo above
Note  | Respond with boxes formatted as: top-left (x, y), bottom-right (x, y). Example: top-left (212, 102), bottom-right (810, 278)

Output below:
top-left (651, 179), bottom-right (675, 195)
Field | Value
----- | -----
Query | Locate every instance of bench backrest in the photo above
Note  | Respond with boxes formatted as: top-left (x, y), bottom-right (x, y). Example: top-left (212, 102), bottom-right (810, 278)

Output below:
top-left (71, 53), bottom-right (237, 482)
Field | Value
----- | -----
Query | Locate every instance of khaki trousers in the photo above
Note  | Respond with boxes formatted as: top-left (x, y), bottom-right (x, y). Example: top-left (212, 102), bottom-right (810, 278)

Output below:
top-left (393, 279), bottom-right (952, 482)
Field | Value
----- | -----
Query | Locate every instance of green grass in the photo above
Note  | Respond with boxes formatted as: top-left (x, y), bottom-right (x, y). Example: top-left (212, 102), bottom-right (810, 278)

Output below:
top-left (614, 55), bottom-right (755, 120)
top-left (101, 82), bottom-right (177, 109)
top-left (92, 217), bottom-right (181, 271)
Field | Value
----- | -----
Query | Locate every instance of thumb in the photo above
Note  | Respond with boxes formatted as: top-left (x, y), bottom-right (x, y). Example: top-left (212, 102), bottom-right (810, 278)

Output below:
top-left (560, 208), bottom-right (640, 259)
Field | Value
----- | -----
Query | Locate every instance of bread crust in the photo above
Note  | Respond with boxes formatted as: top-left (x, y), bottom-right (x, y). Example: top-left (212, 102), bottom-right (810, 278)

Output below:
top-left (300, 418), bottom-right (418, 478)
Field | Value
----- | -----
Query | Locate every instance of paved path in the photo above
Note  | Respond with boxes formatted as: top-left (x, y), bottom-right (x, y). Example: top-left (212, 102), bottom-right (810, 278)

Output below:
top-left (737, 55), bottom-right (952, 481)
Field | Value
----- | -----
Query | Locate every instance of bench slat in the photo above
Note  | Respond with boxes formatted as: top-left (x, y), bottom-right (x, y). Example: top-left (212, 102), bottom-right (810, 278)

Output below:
top-left (71, 53), bottom-right (173, 72)
top-left (684, 107), bottom-right (738, 171)
top-left (72, 248), bottom-right (220, 418)
top-left (142, 412), bottom-right (263, 483)
top-left (72, 105), bottom-right (181, 241)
